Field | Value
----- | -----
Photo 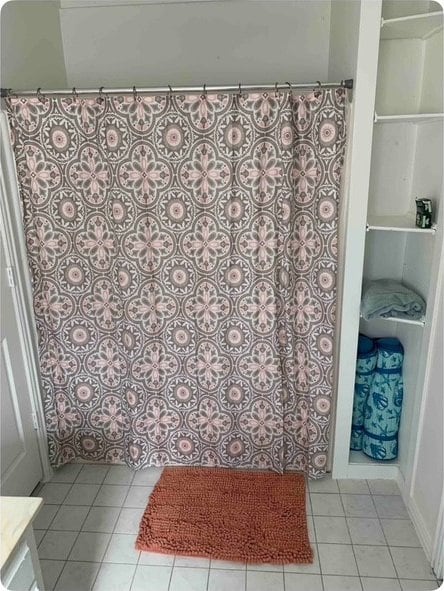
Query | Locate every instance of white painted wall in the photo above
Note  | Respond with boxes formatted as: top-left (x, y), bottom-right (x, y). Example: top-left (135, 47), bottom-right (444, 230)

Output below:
top-left (328, 0), bottom-right (361, 80)
top-left (0, 0), bottom-right (67, 89)
top-left (408, 257), bottom-right (443, 560)
top-left (58, 0), bottom-right (331, 87)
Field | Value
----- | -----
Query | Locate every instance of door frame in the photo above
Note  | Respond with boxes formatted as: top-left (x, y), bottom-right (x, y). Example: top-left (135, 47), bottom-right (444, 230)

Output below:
top-left (0, 111), bottom-right (52, 483)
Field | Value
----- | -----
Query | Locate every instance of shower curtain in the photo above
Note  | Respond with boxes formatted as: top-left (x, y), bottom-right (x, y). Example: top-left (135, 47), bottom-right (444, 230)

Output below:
top-left (6, 88), bottom-right (346, 478)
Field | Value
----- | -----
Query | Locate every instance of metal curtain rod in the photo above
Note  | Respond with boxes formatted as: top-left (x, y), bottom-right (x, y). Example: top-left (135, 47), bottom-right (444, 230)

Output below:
top-left (1, 79), bottom-right (353, 98)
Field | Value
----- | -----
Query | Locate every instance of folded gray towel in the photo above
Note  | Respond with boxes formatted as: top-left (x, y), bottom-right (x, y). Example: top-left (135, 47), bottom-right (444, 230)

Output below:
top-left (361, 279), bottom-right (426, 321)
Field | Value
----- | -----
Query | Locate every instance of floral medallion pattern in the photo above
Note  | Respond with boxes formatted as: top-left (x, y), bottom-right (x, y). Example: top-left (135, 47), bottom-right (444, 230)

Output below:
top-left (7, 89), bottom-right (346, 477)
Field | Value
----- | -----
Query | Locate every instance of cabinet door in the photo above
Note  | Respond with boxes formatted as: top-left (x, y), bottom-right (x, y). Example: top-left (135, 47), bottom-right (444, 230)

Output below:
top-left (0, 225), bottom-right (42, 495)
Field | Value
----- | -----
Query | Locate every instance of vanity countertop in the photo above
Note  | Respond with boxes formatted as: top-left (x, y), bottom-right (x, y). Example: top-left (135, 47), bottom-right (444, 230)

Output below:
top-left (0, 496), bottom-right (43, 569)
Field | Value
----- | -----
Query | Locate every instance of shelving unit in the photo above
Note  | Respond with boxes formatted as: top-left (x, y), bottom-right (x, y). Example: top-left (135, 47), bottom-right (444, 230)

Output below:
top-left (334, 0), bottom-right (443, 481)
top-left (366, 214), bottom-right (437, 233)
top-left (360, 313), bottom-right (426, 327)
top-left (374, 112), bottom-right (444, 123)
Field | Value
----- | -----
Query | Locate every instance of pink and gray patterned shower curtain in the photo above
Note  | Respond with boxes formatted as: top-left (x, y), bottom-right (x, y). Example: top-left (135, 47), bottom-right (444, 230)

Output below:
top-left (7, 88), bottom-right (346, 478)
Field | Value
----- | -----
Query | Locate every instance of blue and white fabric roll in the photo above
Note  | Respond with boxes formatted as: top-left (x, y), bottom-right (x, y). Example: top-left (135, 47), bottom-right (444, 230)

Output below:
top-left (350, 335), bottom-right (377, 451)
top-left (362, 337), bottom-right (404, 461)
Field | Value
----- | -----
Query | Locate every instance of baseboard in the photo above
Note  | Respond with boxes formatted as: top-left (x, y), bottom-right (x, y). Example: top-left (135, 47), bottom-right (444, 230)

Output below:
top-left (407, 499), bottom-right (433, 559)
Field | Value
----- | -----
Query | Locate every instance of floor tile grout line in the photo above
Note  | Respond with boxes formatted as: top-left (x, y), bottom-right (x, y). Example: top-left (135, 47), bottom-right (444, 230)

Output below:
top-left (310, 488), bottom-right (325, 591)
top-left (368, 489), bottom-right (401, 584)
top-left (39, 476), bottom-right (78, 591)
top-left (337, 488), bottom-right (362, 590)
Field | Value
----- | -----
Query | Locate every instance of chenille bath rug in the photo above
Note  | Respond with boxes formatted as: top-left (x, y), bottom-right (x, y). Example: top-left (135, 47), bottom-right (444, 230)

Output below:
top-left (136, 466), bottom-right (313, 564)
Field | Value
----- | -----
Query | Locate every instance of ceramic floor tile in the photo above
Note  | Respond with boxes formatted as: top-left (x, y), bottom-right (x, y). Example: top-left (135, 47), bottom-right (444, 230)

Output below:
top-left (114, 507), bottom-right (144, 534)
top-left (314, 515), bottom-right (351, 544)
top-left (55, 561), bottom-right (100, 591)
top-left (210, 559), bottom-right (246, 570)
top-left (208, 568), bottom-right (246, 591)
top-left (104, 465), bottom-right (135, 485)
top-left (390, 547), bottom-right (436, 580)
top-left (284, 573), bottom-right (323, 591)
top-left (50, 464), bottom-right (82, 483)
top-left (39, 483), bottom-right (72, 504)
top-left (123, 486), bottom-right (153, 508)
top-left (381, 519), bottom-right (421, 547)
top-left (246, 570), bottom-right (284, 591)
top-left (76, 464), bottom-right (110, 484)
top-left (131, 565), bottom-right (172, 591)
top-left (322, 575), bottom-right (363, 591)
top-left (354, 545), bottom-right (397, 578)
top-left (93, 563), bottom-right (136, 591)
top-left (93, 484), bottom-right (129, 507)
top-left (246, 562), bottom-right (283, 572)
top-left (307, 514), bottom-right (316, 542)
top-left (308, 476), bottom-right (339, 494)
top-left (82, 506), bottom-right (121, 533)
top-left (342, 494), bottom-right (377, 518)
top-left (169, 567), bottom-right (209, 591)
top-left (317, 543), bottom-right (358, 576)
top-left (138, 551), bottom-right (175, 566)
top-left (361, 577), bottom-right (402, 591)
top-left (68, 532), bottom-right (111, 562)
top-left (38, 530), bottom-right (78, 560)
top-left (103, 533), bottom-right (140, 564)
top-left (338, 479), bottom-right (370, 494)
top-left (34, 504), bottom-right (60, 529)
top-left (374, 496), bottom-right (409, 519)
top-left (368, 480), bottom-right (400, 496)
top-left (347, 517), bottom-right (386, 545)
top-left (175, 555), bottom-right (211, 568)
top-left (40, 559), bottom-right (65, 591)
top-left (50, 505), bottom-right (90, 531)
top-left (310, 493), bottom-right (344, 516)
top-left (63, 483), bottom-right (100, 506)
top-left (132, 467), bottom-right (163, 486)
top-left (283, 544), bottom-right (320, 574)
top-left (399, 580), bottom-right (440, 590)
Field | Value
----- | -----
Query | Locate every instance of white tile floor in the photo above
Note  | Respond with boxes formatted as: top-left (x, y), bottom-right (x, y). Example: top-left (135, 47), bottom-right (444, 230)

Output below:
top-left (32, 466), bottom-right (440, 591)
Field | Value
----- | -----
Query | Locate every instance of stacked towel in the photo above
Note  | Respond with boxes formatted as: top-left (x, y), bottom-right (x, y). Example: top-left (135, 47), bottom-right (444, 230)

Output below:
top-left (361, 279), bottom-right (426, 321)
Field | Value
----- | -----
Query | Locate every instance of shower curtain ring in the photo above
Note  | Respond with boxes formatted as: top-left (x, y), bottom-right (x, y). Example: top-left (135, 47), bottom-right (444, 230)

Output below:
top-left (285, 81), bottom-right (292, 93)
top-left (98, 86), bottom-right (104, 103)
top-left (37, 87), bottom-right (46, 102)
top-left (202, 83), bottom-right (207, 98)
top-left (72, 87), bottom-right (78, 101)
top-left (274, 82), bottom-right (279, 98)
top-left (238, 83), bottom-right (242, 98)
top-left (133, 86), bottom-right (138, 102)
top-left (168, 85), bottom-right (173, 99)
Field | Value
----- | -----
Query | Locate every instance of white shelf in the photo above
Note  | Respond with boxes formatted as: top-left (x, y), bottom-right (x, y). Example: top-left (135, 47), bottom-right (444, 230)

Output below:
top-left (347, 451), bottom-right (399, 479)
top-left (381, 11), bottom-right (443, 40)
top-left (366, 214), bottom-right (437, 234)
top-left (374, 112), bottom-right (444, 124)
top-left (360, 313), bottom-right (426, 327)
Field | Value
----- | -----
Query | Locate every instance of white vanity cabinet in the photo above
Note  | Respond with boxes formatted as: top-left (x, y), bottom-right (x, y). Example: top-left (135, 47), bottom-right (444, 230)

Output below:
top-left (1, 497), bottom-right (44, 591)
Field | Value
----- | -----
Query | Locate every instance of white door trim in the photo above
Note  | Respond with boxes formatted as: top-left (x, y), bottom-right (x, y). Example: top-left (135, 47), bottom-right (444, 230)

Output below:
top-left (0, 111), bottom-right (52, 483)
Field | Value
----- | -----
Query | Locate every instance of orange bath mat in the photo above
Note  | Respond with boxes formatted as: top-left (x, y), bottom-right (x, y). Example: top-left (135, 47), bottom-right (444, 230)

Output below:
top-left (136, 466), bottom-right (313, 564)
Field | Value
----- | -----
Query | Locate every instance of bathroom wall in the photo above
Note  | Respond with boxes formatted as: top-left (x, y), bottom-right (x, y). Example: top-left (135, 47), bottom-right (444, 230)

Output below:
top-left (1, 0), bottom-right (67, 89)
top-left (58, 0), bottom-right (332, 87)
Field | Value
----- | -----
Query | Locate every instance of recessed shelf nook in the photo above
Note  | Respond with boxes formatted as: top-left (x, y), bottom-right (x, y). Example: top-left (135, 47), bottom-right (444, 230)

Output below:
top-left (381, 10), bottom-right (443, 40)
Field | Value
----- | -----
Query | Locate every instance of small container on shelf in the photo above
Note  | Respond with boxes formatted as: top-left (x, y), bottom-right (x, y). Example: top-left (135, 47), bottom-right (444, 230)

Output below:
top-left (415, 198), bottom-right (433, 229)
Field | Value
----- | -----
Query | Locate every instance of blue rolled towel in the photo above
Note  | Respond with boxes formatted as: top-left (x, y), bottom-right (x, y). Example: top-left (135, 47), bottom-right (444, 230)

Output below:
top-left (361, 279), bottom-right (426, 321)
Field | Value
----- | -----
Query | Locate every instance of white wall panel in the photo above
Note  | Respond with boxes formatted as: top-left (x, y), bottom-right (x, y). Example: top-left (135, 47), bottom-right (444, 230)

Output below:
top-left (59, 1), bottom-right (331, 87)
